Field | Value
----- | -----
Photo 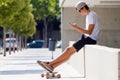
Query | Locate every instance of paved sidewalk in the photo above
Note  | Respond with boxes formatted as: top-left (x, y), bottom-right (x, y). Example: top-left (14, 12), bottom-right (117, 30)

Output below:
top-left (0, 48), bottom-right (85, 80)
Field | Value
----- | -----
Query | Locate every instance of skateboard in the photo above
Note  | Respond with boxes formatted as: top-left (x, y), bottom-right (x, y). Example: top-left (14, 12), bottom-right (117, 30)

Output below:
top-left (41, 71), bottom-right (61, 79)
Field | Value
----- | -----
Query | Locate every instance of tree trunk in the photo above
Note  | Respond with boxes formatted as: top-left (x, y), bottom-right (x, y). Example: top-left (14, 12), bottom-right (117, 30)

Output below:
top-left (12, 33), bottom-right (15, 53)
top-left (9, 31), bottom-right (12, 55)
top-left (19, 36), bottom-right (22, 51)
top-left (3, 27), bottom-right (6, 56)
top-left (25, 36), bottom-right (27, 49)
top-left (16, 34), bottom-right (19, 52)
top-left (43, 17), bottom-right (48, 47)
top-left (21, 36), bottom-right (24, 50)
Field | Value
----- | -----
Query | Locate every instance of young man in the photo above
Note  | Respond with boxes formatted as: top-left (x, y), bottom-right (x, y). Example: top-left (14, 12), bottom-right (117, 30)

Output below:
top-left (37, 1), bottom-right (100, 72)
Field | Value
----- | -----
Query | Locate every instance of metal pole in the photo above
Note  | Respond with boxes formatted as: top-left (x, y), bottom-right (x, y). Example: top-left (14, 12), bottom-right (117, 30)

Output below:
top-left (52, 51), bottom-right (54, 59)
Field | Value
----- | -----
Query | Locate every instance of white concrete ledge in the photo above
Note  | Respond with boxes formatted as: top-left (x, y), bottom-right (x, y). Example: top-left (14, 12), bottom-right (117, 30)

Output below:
top-left (69, 41), bottom-right (120, 80)
top-left (85, 45), bottom-right (120, 80)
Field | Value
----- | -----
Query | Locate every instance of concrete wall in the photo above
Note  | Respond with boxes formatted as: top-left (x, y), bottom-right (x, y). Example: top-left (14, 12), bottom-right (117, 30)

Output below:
top-left (68, 41), bottom-right (120, 80)
top-left (68, 41), bottom-right (85, 77)
top-left (85, 45), bottom-right (120, 80)
top-left (61, 7), bottom-right (120, 50)
top-left (61, 7), bottom-right (85, 50)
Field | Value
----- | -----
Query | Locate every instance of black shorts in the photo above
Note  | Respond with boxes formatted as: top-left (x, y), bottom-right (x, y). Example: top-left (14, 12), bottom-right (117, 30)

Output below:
top-left (73, 35), bottom-right (97, 52)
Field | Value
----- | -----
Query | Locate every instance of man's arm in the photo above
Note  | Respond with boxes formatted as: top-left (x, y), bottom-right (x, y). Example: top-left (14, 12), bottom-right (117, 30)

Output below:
top-left (70, 23), bottom-right (94, 35)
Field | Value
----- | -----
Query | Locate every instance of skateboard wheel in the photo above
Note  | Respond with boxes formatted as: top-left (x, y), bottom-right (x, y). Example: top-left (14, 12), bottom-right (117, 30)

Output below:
top-left (46, 73), bottom-right (50, 79)
top-left (57, 74), bottom-right (61, 78)
top-left (41, 74), bottom-right (44, 77)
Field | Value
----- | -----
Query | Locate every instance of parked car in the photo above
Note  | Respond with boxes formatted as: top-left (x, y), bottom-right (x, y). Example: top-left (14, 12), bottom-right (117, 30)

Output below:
top-left (0, 45), bottom-right (4, 54)
top-left (5, 38), bottom-right (18, 51)
top-left (56, 40), bottom-right (62, 48)
top-left (27, 40), bottom-right (44, 48)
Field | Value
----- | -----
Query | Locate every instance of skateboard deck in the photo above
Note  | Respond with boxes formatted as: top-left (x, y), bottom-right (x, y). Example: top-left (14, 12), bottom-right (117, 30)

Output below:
top-left (41, 72), bottom-right (61, 79)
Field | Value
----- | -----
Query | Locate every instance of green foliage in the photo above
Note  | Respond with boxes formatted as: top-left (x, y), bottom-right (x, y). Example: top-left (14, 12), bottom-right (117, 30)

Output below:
top-left (0, 0), bottom-right (36, 37)
top-left (0, 0), bottom-right (25, 26)
top-left (31, 0), bottom-right (60, 47)
top-left (31, 0), bottom-right (60, 19)
top-left (22, 13), bottom-right (36, 36)
top-left (0, 0), bottom-right (60, 37)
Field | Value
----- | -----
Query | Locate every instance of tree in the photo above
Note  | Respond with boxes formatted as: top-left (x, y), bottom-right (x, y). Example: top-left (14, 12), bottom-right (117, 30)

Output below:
top-left (0, 0), bottom-right (25, 26)
top-left (6, 0), bottom-right (36, 52)
top-left (7, 0), bottom-right (36, 36)
top-left (31, 0), bottom-right (60, 47)
top-left (0, 0), bottom-right (36, 56)
top-left (0, 0), bottom-right (26, 56)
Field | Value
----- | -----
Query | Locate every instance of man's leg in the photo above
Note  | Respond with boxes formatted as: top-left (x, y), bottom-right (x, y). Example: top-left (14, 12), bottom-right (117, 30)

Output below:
top-left (37, 35), bottom-right (85, 72)
top-left (50, 46), bottom-right (76, 69)
top-left (37, 46), bottom-right (76, 72)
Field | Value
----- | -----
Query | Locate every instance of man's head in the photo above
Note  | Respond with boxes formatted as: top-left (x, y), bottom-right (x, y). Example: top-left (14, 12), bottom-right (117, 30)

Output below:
top-left (75, 1), bottom-right (90, 16)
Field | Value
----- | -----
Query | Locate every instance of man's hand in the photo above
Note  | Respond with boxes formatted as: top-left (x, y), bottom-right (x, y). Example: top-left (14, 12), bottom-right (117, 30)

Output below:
top-left (70, 23), bottom-right (78, 30)
top-left (69, 23), bottom-right (94, 35)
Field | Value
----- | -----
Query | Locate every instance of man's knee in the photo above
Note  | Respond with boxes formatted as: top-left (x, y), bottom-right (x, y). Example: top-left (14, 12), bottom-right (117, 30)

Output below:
top-left (65, 46), bottom-right (76, 53)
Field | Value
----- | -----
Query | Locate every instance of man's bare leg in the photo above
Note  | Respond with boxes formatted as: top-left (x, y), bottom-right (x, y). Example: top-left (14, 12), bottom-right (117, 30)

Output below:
top-left (50, 46), bottom-right (76, 69)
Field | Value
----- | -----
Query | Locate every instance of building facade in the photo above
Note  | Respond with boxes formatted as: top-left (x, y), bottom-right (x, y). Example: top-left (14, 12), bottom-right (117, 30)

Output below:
top-left (59, 0), bottom-right (120, 50)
